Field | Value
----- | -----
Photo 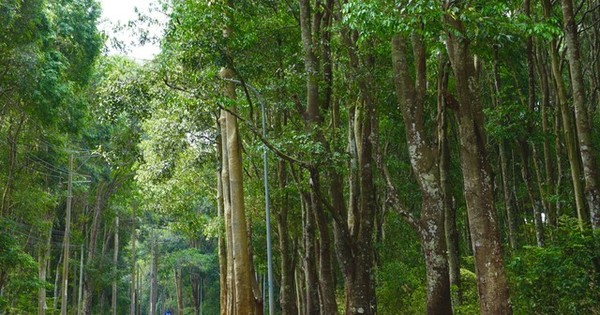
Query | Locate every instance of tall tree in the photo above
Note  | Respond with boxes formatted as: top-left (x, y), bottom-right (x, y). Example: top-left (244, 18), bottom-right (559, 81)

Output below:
top-left (391, 32), bottom-right (452, 314)
top-left (441, 0), bottom-right (512, 313)
top-left (559, 0), bottom-right (600, 229)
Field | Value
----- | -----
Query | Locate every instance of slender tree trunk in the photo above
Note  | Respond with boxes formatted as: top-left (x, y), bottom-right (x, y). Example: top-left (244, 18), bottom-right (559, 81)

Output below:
top-left (560, 0), bottom-right (600, 229)
top-left (443, 5), bottom-right (512, 313)
top-left (301, 191), bottom-right (319, 315)
top-left (297, 0), bottom-right (338, 313)
top-left (78, 245), bottom-right (84, 315)
top-left (335, 29), bottom-right (379, 315)
top-left (523, 0), bottom-right (546, 243)
top-left (542, 0), bottom-right (587, 228)
top-left (38, 223), bottom-right (52, 315)
top-left (491, 46), bottom-right (519, 249)
top-left (499, 141), bottom-right (518, 249)
top-left (61, 154), bottom-right (73, 315)
top-left (83, 183), bottom-right (110, 314)
top-left (309, 171), bottom-right (337, 315)
top-left (519, 142), bottom-right (545, 246)
top-left (1, 114), bottom-right (24, 217)
top-left (190, 271), bottom-right (201, 315)
top-left (277, 161), bottom-right (298, 315)
top-left (149, 239), bottom-right (158, 315)
top-left (295, 262), bottom-right (306, 315)
top-left (54, 248), bottom-right (63, 310)
top-left (536, 45), bottom-right (557, 226)
top-left (176, 267), bottom-right (184, 315)
top-left (217, 134), bottom-right (228, 315)
top-left (111, 215), bottom-right (119, 315)
top-left (439, 57), bottom-right (462, 306)
top-left (130, 208), bottom-right (137, 315)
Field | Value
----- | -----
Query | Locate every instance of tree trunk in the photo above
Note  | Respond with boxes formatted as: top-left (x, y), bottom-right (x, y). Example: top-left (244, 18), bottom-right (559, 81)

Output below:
top-left (220, 66), bottom-right (255, 314)
top-left (542, 0), bottom-right (587, 228)
top-left (519, 142), bottom-right (544, 246)
top-left (536, 45), bottom-right (557, 226)
top-left (391, 33), bottom-right (453, 315)
top-left (439, 57), bottom-right (462, 306)
top-left (277, 161), bottom-right (298, 315)
top-left (61, 155), bottom-right (73, 315)
top-left (218, 109), bottom-right (235, 315)
top-left (111, 215), bottom-right (119, 315)
top-left (176, 268), bottom-right (184, 315)
top-left (443, 6), bottom-right (512, 313)
top-left (130, 208), bottom-right (137, 315)
top-left (490, 46), bottom-right (519, 249)
top-left (309, 171), bottom-right (337, 315)
top-left (297, 0), bottom-right (338, 313)
top-left (499, 141), bottom-right (518, 249)
top-left (149, 240), bottom-right (158, 315)
top-left (78, 245), bottom-right (84, 315)
top-left (190, 271), bottom-right (202, 315)
top-left (301, 191), bottom-right (319, 315)
top-left (560, 0), bottom-right (600, 229)
top-left (523, 0), bottom-right (546, 243)
top-left (38, 223), bottom-right (52, 315)
top-left (216, 130), bottom-right (228, 315)
top-left (54, 248), bottom-right (63, 310)
top-left (83, 183), bottom-right (110, 314)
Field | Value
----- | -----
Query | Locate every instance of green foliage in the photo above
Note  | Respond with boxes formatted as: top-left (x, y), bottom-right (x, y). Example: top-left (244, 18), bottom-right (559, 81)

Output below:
top-left (376, 213), bottom-right (425, 315)
top-left (0, 227), bottom-right (43, 313)
top-left (454, 268), bottom-right (480, 315)
top-left (508, 218), bottom-right (600, 314)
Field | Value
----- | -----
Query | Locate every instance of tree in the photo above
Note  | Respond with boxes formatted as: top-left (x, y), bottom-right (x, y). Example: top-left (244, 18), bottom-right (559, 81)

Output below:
top-left (441, 1), bottom-right (512, 313)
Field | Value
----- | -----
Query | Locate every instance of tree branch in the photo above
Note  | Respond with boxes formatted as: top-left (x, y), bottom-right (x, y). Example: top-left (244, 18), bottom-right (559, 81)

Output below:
top-left (217, 104), bottom-right (311, 169)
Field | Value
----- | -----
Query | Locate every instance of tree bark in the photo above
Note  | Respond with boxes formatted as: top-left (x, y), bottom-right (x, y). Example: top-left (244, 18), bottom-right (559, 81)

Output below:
top-left (60, 154), bottom-right (73, 315)
top-left (560, 0), bottom-right (600, 229)
top-left (391, 33), bottom-right (453, 315)
top-left (111, 215), bottom-right (119, 315)
top-left (176, 267), bottom-right (184, 315)
top-left (220, 66), bottom-right (255, 314)
top-left (130, 207), bottom-right (137, 315)
top-left (297, 0), bottom-right (339, 313)
top-left (216, 132), bottom-right (230, 315)
top-left (438, 57), bottom-right (462, 306)
top-left (277, 161), bottom-right (298, 315)
top-left (542, 0), bottom-right (587, 229)
top-left (442, 4), bottom-right (512, 313)
top-left (38, 223), bottom-right (52, 315)
top-left (149, 239), bottom-right (158, 315)
top-left (536, 45), bottom-right (557, 226)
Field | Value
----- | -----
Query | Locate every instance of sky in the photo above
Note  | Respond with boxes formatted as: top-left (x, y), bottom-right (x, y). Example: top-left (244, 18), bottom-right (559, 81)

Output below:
top-left (98, 0), bottom-right (167, 60)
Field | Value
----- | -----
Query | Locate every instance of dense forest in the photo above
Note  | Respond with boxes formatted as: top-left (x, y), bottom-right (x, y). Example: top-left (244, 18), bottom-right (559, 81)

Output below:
top-left (1, 0), bottom-right (600, 314)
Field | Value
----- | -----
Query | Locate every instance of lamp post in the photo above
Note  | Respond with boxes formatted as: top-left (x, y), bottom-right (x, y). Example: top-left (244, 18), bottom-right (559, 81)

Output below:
top-left (224, 78), bottom-right (274, 315)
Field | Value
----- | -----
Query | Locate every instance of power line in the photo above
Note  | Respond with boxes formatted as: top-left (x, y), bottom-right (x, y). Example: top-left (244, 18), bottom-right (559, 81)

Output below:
top-left (1, 225), bottom-right (85, 249)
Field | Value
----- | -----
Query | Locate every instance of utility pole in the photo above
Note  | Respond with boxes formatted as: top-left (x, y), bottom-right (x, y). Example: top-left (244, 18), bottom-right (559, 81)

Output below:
top-left (61, 154), bottom-right (73, 315)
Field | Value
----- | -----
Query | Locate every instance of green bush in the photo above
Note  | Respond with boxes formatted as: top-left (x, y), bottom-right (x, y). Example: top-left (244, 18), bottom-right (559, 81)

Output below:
top-left (454, 268), bottom-right (480, 315)
top-left (0, 228), bottom-right (43, 313)
top-left (508, 217), bottom-right (600, 314)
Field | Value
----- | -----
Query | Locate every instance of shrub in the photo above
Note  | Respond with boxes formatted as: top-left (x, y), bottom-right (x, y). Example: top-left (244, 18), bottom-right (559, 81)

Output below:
top-left (508, 217), bottom-right (600, 314)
